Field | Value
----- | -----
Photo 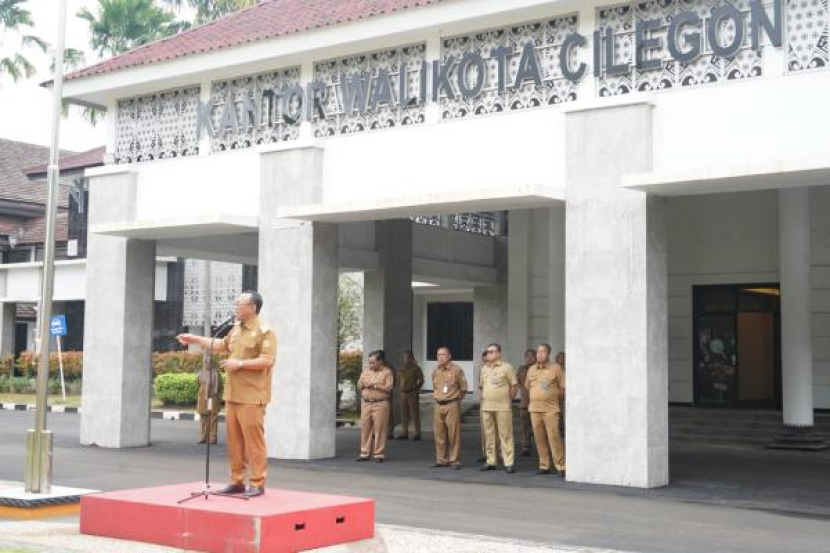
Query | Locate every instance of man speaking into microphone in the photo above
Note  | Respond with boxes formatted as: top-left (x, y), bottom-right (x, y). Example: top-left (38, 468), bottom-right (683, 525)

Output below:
top-left (177, 290), bottom-right (276, 498)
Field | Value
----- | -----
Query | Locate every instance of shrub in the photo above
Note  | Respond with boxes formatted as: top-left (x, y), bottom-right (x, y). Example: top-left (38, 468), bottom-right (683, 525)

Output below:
top-left (0, 355), bottom-right (13, 377)
top-left (154, 373), bottom-right (199, 406)
top-left (12, 351), bottom-right (83, 380)
top-left (338, 349), bottom-right (363, 391)
top-left (7, 376), bottom-right (35, 394)
top-left (152, 351), bottom-right (228, 376)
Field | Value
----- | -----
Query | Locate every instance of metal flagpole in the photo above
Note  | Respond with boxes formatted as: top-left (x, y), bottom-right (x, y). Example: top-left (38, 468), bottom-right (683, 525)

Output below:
top-left (25, 0), bottom-right (68, 494)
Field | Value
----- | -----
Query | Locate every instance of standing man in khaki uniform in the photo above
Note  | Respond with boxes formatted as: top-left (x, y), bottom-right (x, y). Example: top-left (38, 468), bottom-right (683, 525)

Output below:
top-left (177, 291), bottom-right (277, 498)
top-left (479, 343), bottom-right (518, 473)
top-left (527, 343), bottom-right (566, 477)
top-left (431, 347), bottom-right (467, 469)
top-left (356, 350), bottom-right (394, 462)
top-left (196, 353), bottom-right (220, 444)
top-left (515, 348), bottom-right (537, 457)
top-left (396, 350), bottom-right (424, 441)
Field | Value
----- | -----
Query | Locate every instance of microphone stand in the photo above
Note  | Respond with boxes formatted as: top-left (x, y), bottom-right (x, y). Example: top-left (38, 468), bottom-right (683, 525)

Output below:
top-left (178, 316), bottom-right (247, 504)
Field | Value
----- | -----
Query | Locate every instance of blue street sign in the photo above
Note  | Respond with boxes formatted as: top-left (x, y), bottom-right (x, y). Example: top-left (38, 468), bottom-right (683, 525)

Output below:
top-left (50, 315), bottom-right (67, 337)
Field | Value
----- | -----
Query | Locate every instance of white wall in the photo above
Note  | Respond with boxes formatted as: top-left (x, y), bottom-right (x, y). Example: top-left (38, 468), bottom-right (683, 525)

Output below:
top-left (666, 189), bottom-right (830, 408)
top-left (0, 259), bottom-right (171, 302)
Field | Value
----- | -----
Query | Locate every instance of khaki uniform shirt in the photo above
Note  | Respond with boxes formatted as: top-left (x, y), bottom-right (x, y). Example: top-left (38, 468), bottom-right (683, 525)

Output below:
top-left (397, 362), bottom-right (424, 393)
top-left (527, 362), bottom-right (565, 413)
top-left (221, 317), bottom-right (277, 405)
top-left (358, 366), bottom-right (394, 400)
top-left (516, 364), bottom-right (530, 409)
top-left (480, 360), bottom-right (517, 412)
top-left (432, 363), bottom-right (468, 401)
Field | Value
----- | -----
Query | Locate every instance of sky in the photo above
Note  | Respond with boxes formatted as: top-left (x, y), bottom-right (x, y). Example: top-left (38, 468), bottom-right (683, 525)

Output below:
top-left (0, 1), bottom-right (193, 153)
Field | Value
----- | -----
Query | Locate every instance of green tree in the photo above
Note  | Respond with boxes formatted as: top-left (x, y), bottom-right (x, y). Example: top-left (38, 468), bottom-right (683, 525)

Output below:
top-left (0, 0), bottom-right (47, 82)
top-left (77, 0), bottom-right (189, 58)
top-left (338, 273), bottom-right (363, 350)
top-left (162, 0), bottom-right (258, 25)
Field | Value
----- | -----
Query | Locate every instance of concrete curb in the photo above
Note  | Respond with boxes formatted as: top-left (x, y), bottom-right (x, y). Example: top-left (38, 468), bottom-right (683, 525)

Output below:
top-left (1, 402), bottom-right (358, 427)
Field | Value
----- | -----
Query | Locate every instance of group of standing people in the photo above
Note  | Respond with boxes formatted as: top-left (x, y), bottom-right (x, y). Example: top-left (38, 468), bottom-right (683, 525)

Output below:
top-left (356, 343), bottom-right (566, 476)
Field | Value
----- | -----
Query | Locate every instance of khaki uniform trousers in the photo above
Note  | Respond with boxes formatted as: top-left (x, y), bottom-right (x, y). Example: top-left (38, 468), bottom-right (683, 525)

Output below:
top-left (433, 401), bottom-right (462, 465)
top-left (360, 400), bottom-right (390, 458)
top-left (197, 387), bottom-right (220, 444)
top-left (399, 392), bottom-right (421, 438)
top-left (519, 407), bottom-right (533, 453)
top-left (482, 410), bottom-right (515, 467)
top-left (531, 411), bottom-right (565, 471)
top-left (226, 402), bottom-right (267, 487)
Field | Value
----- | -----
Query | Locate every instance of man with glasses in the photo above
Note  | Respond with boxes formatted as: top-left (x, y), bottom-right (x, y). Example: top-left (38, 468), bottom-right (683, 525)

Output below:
top-left (479, 343), bottom-right (518, 473)
top-left (177, 291), bottom-right (276, 498)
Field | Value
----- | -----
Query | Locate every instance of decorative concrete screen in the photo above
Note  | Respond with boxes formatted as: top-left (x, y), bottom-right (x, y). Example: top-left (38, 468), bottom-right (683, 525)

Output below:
top-left (440, 15), bottom-right (580, 120)
top-left (313, 44), bottom-right (428, 137)
top-left (787, 0), bottom-right (829, 71)
top-left (182, 260), bottom-right (244, 327)
top-left (411, 213), bottom-right (500, 236)
top-left (596, 0), bottom-right (781, 95)
top-left (209, 67), bottom-right (302, 152)
top-left (114, 86), bottom-right (201, 163)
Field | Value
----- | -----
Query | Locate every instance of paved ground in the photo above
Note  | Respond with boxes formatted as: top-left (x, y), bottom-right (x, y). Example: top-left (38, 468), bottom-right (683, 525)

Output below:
top-left (1, 410), bottom-right (830, 552)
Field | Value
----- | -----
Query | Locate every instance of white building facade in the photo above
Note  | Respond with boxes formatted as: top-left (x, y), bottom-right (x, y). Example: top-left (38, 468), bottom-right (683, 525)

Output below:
top-left (62, 0), bottom-right (830, 487)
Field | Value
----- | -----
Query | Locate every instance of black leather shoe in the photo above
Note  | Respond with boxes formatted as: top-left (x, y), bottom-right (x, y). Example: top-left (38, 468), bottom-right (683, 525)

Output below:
top-left (395, 436), bottom-right (408, 440)
top-left (374, 457), bottom-right (384, 463)
top-left (244, 486), bottom-right (265, 498)
top-left (451, 464), bottom-right (462, 470)
top-left (197, 439), bottom-right (206, 444)
top-left (556, 470), bottom-right (566, 477)
top-left (505, 465), bottom-right (515, 474)
top-left (430, 463), bottom-right (448, 468)
top-left (412, 436), bottom-right (421, 441)
top-left (479, 464), bottom-right (496, 471)
top-left (218, 484), bottom-right (246, 494)
top-left (355, 456), bottom-right (370, 462)
top-left (535, 469), bottom-right (551, 476)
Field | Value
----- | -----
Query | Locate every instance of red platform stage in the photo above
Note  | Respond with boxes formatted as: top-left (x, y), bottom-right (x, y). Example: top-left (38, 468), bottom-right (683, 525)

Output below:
top-left (80, 482), bottom-right (375, 552)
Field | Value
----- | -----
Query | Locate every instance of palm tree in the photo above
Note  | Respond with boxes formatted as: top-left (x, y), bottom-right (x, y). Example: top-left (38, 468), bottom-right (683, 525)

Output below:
top-left (0, 0), bottom-right (47, 82)
top-left (77, 0), bottom-right (189, 58)
top-left (163, 0), bottom-right (259, 25)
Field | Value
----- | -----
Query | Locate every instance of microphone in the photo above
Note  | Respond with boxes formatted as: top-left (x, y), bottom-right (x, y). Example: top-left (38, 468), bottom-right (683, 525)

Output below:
top-left (212, 315), bottom-right (236, 338)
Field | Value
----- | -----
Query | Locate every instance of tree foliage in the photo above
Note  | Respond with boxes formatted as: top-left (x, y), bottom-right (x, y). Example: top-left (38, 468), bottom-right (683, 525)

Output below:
top-left (77, 0), bottom-right (189, 58)
top-left (338, 273), bottom-right (363, 350)
top-left (0, 0), bottom-right (47, 82)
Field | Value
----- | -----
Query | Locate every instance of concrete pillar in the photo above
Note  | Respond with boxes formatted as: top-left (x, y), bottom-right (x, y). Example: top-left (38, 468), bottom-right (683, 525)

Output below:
top-left (507, 209), bottom-right (530, 361)
top-left (81, 171), bottom-right (156, 448)
top-left (548, 205), bottom-right (566, 353)
top-left (260, 147), bottom-right (339, 459)
top-left (363, 219), bottom-right (413, 431)
top-left (769, 188), bottom-right (827, 450)
top-left (565, 103), bottom-right (668, 488)
top-left (474, 238), bottom-right (507, 398)
top-left (0, 303), bottom-right (15, 357)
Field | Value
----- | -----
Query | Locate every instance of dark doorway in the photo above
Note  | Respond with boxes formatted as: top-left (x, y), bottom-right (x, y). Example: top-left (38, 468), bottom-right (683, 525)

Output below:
top-left (693, 284), bottom-right (781, 409)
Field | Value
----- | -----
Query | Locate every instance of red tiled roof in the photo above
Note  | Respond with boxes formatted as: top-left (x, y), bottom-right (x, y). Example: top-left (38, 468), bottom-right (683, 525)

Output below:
top-left (24, 146), bottom-right (105, 176)
top-left (0, 138), bottom-right (74, 207)
top-left (66, 0), bottom-right (444, 82)
top-left (17, 211), bottom-right (69, 244)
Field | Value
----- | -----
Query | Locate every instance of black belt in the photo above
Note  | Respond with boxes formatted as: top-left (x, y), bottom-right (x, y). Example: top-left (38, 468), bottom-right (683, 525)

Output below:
top-left (435, 399), bottom-right (459, 405)
top-left (362, 397), bottom-right (389, 403)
